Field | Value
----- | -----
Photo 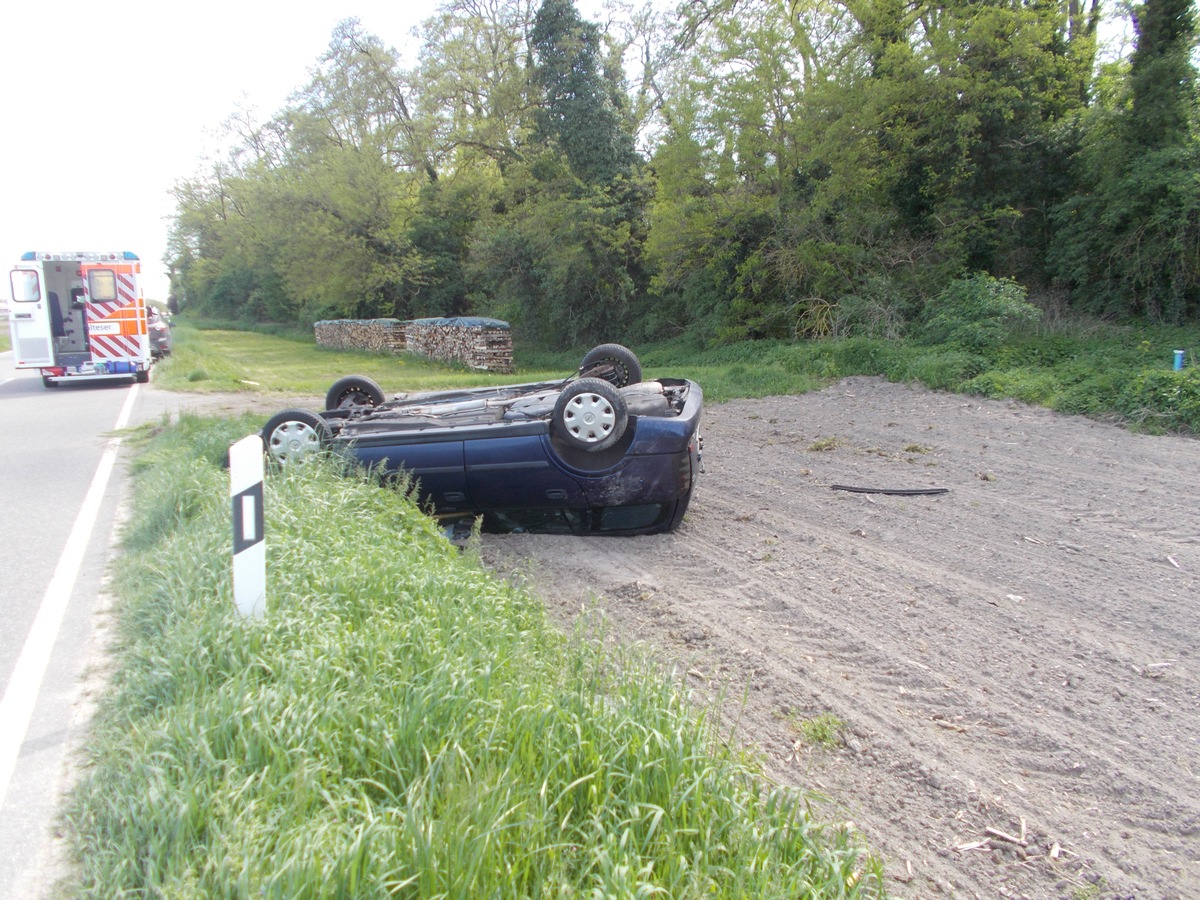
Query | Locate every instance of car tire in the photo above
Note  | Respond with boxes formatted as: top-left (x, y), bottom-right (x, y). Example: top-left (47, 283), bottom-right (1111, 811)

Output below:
top-left (325, 375), bottom-right (386, 410)
top-left (553, 378), bottom-right (628, 451)
top-left (261, 409), bottom-right (331, 466)
top-left (135, 369), bottom-right (150, 384)
top-left (42, 375), bottom-right (58, 388)
top-left (580, 343), bottom-right (642, 387)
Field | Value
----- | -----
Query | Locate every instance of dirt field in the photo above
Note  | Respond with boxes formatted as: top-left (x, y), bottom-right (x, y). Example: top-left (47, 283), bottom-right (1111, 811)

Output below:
top-left (476, 377), bottom-right (1200, 899)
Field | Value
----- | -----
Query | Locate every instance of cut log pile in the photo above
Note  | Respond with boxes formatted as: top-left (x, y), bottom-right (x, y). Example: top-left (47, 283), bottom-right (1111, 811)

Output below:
top-left (312, 317), bottom-right (513, 372)
top-left (313, 319), bottom-right (407, 353)
top-left (405, 317), bottom-right (514, 373)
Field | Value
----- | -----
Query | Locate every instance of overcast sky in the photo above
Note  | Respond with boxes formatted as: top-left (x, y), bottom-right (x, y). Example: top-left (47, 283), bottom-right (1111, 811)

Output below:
top-left (0, 1), bottom-right (438, 301)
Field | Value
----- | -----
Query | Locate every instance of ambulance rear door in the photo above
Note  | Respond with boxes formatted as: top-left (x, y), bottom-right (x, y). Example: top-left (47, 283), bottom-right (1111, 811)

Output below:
top-left (7, 263), bottom-right (54, 367)
top-left (79, 259), bottom-right (148, 368)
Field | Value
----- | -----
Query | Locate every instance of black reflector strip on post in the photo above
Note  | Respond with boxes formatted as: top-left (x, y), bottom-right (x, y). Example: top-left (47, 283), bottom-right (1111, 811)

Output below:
top-left (232, 481), bottom-right (264, 554)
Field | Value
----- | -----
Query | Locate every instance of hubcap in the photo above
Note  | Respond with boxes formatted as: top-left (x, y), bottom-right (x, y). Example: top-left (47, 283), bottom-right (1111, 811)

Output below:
top-left (564, 392), bottom-right (615, 443)
top-left (269, 421), bottom-right (321, 464)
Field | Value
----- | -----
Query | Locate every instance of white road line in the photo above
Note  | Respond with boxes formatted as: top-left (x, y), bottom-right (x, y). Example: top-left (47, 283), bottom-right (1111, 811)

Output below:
top-left (0, 384), bottom-right (139, 807)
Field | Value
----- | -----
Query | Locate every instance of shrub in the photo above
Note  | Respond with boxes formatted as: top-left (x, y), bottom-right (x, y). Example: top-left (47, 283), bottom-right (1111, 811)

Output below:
top-left (967, 369), bottom-right (1066, 405)
top-left (919, 273), bottom-right (1042, 351)
top-left (1116, 368), bottom-right (1200, 433)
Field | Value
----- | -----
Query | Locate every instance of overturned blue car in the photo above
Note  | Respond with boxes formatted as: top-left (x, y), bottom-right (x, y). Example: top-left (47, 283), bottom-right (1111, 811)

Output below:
top-left (260, 345), bottom-right (703, 536)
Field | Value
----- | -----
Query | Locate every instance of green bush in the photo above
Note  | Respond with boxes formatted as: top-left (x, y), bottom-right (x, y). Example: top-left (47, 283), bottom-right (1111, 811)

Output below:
top-left (919, 273), bottom-right (1042, 351)
top-left (1116, 368), bottom-right (1200, 433)
top-left (891, 350), bottom-right (988, 390)
top-left (965, 369), bottom-right (1057, 405)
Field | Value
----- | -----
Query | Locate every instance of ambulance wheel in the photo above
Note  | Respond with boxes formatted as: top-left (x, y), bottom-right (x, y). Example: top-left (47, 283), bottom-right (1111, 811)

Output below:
top-left (42, 376), bottom-right (58, 388)
top-left (135, 369), bottom-right (150, 384)
top-left (261, 409), bottom-right (331, 467)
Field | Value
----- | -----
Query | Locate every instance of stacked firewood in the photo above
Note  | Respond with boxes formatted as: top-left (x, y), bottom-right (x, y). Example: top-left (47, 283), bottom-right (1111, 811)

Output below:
top-left (313, 319), bottom-right (408, 353)
top-left (313, 317), bottom-right (513, 371)
top-left (405, 317), bottom-right (514, 373)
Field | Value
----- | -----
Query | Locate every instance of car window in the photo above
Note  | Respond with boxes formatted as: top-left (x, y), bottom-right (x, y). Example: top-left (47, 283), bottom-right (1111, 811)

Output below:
top-left (478, 503), bottom-right (668, 535)
top-left (596, 504), bottom-right (667, 533)
top-left (481, 508), bottom-right (587, 535)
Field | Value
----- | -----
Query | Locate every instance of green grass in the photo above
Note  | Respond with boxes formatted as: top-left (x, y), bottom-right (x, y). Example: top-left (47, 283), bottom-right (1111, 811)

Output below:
top-left (158, 315), bottom-right (1200, 434)
top-left (66, 415), bottom-right (881, 897)
top-left (153, 321), bottom-right (571, 396)
top-left (794, 714), bottom-right (848, 751)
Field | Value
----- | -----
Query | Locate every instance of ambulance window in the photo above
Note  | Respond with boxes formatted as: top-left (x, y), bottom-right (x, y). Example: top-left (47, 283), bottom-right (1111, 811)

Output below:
top-left (88, 269), bottom-right (118, 302)
top-left (10, 269), bottom-right (41, 303)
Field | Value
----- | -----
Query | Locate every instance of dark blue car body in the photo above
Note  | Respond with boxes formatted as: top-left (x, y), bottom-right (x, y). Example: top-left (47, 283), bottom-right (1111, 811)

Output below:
top-left (263, 373), bottom-right (703, 536)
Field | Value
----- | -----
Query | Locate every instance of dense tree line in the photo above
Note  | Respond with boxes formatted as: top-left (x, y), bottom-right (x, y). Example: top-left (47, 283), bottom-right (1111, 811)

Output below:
top-left (166, 0), bottom-right (1200, 347)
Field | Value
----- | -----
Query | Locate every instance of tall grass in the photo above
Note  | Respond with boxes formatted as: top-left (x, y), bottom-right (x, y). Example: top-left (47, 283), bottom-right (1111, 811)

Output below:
top-left (66, 415), bottom-right (880, 897)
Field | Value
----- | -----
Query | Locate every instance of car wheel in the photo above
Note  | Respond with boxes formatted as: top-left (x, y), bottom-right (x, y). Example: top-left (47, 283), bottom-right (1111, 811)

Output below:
top-left (261, 409), bottom-right (331, 466)
top-left (325, 375), bottom-right (386, 410)
top-left (580, 343), bottom-right (642, 387)
top-left (42, 375), bottom-right (58, 388)
top-left (135, 369), bottom-right (150, 384)
top-left (553, 378), bottom-right (628, 451)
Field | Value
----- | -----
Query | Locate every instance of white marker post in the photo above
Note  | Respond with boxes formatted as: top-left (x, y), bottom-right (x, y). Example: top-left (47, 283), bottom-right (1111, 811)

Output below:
top-left (229, 435), bottom-right (267, 617)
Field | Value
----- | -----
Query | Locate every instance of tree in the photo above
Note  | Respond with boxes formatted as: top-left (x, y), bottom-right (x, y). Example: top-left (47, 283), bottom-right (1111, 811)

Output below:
top-left (1126, 0), bottom-right (1197, 151)
top-left (467, 150), bottom-right (642, 346)
top-left (416, 0), bottom-right (539, 172)
top-left (166, 0), bottom-right (1197, 340)
top-left (855, 0), bottom-right (1098, 278)
top-left (451, 0), bottom-right (649, 348)
top-left (166, 162), bottom-right (281, 321)
top-left (246, 144), bottom-right (423, 321)
top-left (530, 0), bottom-right (637, 185)
top-left (168, 20), bottom-right (438, 324)
top-left (1048, 0), bottom-right (1199, 320)
top-left (294, 19), bottom-right (439, 182)
top-left (401, 174), bottom-right (499, 318)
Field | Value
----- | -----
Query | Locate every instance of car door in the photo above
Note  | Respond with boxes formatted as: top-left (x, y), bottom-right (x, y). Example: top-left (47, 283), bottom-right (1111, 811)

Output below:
top-left (464, 433), bottom-right (587, 510)
top-left (351, 439), bottom-right (473, 513)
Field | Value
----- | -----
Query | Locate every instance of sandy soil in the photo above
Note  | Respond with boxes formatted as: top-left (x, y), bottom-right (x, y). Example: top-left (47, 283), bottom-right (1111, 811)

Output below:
top-left (476, 376), bottom-right (1200, 899)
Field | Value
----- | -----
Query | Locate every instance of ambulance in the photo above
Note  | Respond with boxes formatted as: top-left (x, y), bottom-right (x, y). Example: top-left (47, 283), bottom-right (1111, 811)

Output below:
top-left (7, 251), bottom-right (152, 387)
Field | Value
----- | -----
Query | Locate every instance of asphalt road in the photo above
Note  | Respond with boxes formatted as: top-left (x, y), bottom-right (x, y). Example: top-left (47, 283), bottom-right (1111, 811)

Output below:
top-left (0, 354), bottom-right (186, 898)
